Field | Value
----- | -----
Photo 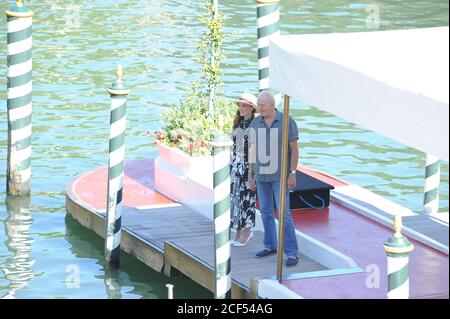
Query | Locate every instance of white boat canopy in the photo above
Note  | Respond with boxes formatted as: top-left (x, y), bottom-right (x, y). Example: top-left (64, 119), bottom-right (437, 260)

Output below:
top-left (269, 27), bottom-right (449, 162)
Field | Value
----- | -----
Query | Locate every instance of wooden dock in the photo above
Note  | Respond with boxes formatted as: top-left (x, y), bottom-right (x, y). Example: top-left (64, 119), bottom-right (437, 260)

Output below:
top-left (66, 187), bottom-right (327, 298)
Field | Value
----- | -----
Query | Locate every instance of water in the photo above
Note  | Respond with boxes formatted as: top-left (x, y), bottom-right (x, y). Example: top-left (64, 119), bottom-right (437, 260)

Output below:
top-left (0, 0), bottom-right (448, 298)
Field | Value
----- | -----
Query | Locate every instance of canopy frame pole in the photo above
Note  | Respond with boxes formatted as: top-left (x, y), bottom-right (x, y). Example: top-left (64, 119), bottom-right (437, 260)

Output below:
top-left (277, 94), bottom-right (290, 282)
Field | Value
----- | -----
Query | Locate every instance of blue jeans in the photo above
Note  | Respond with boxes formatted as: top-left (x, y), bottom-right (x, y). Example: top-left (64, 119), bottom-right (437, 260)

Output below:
top-left (256, 181), bottom-right (299, 257)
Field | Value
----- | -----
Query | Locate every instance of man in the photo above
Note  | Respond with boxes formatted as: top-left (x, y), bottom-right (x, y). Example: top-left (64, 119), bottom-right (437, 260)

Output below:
top-left (248, 91), bottom-right (299, 267)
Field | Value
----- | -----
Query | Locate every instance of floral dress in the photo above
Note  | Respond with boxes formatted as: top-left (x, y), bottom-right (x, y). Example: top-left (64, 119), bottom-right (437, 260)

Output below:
top-left (230, 118), bottom-right (256, 229)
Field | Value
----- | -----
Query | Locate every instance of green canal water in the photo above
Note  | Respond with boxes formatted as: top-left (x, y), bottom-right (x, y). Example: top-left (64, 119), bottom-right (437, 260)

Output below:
top-left (0, 0), bottom-right (448, 299)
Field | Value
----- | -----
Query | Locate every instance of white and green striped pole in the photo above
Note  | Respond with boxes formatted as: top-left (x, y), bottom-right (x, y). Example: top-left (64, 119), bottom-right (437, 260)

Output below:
top-left (423, 154), bottom-right (440, 214)
top-left (6, 0), bottom-right (33, 196)
top-left (210, 119), bottom-right (233, 299)
top-left (257, 0), bottom-right (281, 106)
top-left (383, 214), bottom-right (414, 299)
top-left (104, 65), bottom-right (130, 269)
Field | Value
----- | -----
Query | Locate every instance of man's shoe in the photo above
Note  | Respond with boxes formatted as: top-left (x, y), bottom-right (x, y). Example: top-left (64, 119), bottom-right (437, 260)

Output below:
top-left (286, 256), bottom-right (299, 267)
top-left (256, 248), bottom-right (277, 258)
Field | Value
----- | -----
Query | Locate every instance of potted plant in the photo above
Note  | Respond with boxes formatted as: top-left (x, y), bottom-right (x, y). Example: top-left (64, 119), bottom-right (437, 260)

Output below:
top-left (149, 1), bottom-right (235, 219)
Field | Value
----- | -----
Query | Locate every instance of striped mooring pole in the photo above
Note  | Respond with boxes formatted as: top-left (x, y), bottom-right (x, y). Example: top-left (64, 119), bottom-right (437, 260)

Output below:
top-left (257, 0), bottom-right (281, 106)
top-left (6, 0), bottom-right (33, 196)
top-left (423, 154), bottom-right (440, 214)
top-left (104, 65), bottom-right (130, 269)
top-left (210, 120), bottom-right (233, 299)
top-left (383, 214), bottom-right (414, 299)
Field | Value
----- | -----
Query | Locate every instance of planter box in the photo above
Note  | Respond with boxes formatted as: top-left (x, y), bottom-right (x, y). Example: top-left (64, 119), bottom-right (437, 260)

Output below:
top-left (154, 143), bottom-right (214, 220)
top-left (157, 143), bottom-right (213, 188)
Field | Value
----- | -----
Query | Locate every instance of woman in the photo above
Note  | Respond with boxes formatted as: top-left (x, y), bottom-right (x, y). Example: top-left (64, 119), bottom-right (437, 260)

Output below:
top-left (230, 93), bottom-right (257, 246)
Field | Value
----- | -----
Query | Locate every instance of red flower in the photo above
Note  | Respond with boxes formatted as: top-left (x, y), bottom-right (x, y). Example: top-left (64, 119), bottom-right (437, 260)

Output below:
top-left (155, 131), bottom-right (164, 141)
top-left (195, 140), bottom-right (206, 148)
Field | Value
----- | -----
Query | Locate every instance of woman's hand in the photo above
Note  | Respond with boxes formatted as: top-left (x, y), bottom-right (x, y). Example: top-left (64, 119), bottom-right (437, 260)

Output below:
top-left (248, 173), bottom-right (256, 191)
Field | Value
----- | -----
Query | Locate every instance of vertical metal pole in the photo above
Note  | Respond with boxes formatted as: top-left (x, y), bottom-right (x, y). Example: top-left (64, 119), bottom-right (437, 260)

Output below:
top-left (104, 65), bottom-right (130, 269)
top-left (256, 0), bottom-right (281, 107)
top-left (423, 154), bottom-right (440, 214)
top-left (383, 214), bottom-right (414, 299)
top-left (277, 95), bottom-right (290, 282)
top-left (211, 122), bottom-right (233, 299)
top-left (166, 284), bottom-right (174, 299)
top-left (6, 0), bottom-right (33, 196)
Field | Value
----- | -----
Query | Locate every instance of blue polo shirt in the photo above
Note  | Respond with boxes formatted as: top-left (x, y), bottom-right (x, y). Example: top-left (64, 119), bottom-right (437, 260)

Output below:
top-left (249, 109), bottom-right (299, 182)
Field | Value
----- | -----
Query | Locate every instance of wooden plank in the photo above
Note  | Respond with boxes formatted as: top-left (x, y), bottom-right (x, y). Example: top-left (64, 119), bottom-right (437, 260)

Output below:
top-left (169, 228), bottom-right (328, 289)
top-left (164, 240), bottom-right (215, 291)
top-left (122, 230), bottom-right (164, 273)
top-left (164, 241), bottom-right (253, 298)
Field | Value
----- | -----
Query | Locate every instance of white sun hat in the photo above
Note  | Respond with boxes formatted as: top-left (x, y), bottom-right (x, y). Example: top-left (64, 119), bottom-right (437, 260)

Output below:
top-left (234, 92), bottom-right (258, 111)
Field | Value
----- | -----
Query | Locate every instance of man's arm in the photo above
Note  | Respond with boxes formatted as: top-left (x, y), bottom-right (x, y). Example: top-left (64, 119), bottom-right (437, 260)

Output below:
top-left (289, 140), bottom-right (298, 172)
top-left (287, 140), bottom-right (298, 189)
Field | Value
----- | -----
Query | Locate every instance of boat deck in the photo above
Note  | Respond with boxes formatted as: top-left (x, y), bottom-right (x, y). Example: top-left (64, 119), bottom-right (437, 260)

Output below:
top-left (287, 202), bottom-right (448, 298)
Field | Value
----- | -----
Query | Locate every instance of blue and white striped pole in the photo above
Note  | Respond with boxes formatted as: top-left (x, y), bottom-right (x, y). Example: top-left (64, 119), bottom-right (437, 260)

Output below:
top-left (104, 65), bottom-right (130, 269)
top-left (383, 214), bottom-right (414, 299)
top-left (6, 0), bottom-right (33, 196)
top-left (257, 0), bottom-right (281, 107)
top-left (211, 120), bottom-right (233, 299)
top-left (423, 154), bottom-right (440, 214)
